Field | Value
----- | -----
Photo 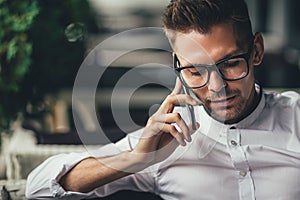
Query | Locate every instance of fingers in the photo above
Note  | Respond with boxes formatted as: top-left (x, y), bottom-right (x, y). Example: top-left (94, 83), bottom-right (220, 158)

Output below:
top-left (151, 112), bottom-right (191, 142)
top-left (158, 94), bottom-right (198, 113)
top-left (143, 78), bottom-right (199, 148)
top-left (157, 77), bottom-right (197, 114)
top-left (155, 122), bottom-right (187, 146)
top-left (171, 77), bottom-right (182, 95)
top-left (149, 112), bottom-right (200, 146)
top-left (155, 121), bottom-right (200, 147)
top-left (188, 122), bottom-right (200, 135)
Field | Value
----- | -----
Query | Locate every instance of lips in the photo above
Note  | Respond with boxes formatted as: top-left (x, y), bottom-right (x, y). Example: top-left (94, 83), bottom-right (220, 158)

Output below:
top-left (211, 95), bottom-right (235, 102)
top-left (209, 95), bottom-right (236, 106)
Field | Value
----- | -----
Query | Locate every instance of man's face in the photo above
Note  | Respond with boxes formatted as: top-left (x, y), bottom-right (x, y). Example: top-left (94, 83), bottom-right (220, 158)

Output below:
top-left (173, 24), bottom-right (257, 124)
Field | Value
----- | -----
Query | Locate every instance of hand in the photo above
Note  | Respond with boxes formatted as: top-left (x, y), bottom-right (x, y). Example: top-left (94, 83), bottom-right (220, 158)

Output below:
top-left (131, 78), bottom-right (199, 166)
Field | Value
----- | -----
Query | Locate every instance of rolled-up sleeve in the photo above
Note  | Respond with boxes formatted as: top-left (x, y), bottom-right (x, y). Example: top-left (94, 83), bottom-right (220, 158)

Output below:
top-left (25, 143), bottom-right (117, 199)
top-left (25, 128), bottom-right (157, 199)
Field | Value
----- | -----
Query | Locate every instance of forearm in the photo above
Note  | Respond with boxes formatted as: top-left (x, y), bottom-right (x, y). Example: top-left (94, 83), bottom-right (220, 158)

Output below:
top-left (59, 87), bottom-right (197, 194)
top-left (59, 151), bottom-right (147, 193)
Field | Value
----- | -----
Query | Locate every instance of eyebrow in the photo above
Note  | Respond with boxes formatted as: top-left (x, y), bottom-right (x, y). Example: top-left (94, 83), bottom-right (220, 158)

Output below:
top-left (215, 48), bottom-right (244, 63)
top-left (178, 48), bottom-right (246, 67)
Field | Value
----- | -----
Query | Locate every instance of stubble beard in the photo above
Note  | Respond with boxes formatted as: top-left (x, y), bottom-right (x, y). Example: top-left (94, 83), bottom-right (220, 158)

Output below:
top-left (203, 89), bottom-right (248, 124)
top-left (208, 97), bottom-right (247, 124)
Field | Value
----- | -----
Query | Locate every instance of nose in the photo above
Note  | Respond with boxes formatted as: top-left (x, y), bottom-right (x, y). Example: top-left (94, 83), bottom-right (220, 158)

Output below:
top-left (207, 70), bottom-right (226, 92)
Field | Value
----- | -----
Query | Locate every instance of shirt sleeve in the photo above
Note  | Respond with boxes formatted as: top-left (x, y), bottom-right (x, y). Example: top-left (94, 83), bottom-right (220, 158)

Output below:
top-left (25, 128), bottom-right (157, 199)
top-left (25, 143), bottom-right (117, 199)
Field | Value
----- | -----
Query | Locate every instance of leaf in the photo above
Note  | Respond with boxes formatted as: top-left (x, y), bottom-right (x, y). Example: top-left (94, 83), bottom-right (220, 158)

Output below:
top-left (6, 39), bottom-right (17, 61)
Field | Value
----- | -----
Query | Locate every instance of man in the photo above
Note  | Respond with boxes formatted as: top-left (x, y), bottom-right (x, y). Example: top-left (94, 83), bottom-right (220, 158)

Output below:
top-left (26, 0), bottom-right (300, 199)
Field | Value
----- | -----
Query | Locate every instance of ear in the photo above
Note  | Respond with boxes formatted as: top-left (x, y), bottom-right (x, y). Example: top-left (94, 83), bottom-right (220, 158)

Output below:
top-left (252, 32), bottom-right (264, 66)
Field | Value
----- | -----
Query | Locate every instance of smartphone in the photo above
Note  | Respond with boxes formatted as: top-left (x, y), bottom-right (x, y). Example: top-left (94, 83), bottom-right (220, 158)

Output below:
top-left (173, 52), bottom-right (197, 130)
top-left (182, 84), bottom-right (197, 130)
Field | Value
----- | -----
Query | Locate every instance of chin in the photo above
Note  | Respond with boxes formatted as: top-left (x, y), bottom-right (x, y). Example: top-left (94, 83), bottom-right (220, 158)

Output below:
top-left (210, 106), bottom-right (243, 124)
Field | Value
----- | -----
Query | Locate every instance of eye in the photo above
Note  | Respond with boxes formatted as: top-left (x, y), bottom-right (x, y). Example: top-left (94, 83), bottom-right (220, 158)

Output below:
top-left (189, 67), bottom-right (207, 76)
top-left (219, 58), bottom-right (242, 68)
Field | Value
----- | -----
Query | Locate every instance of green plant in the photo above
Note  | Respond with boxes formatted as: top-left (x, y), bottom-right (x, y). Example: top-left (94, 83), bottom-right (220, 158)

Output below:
top-left (0, 0), bottom-right (39, 132)
top-left (22, 0), bottom-right (100, 105)
top-left (0, 0), bottom-right (101, 135)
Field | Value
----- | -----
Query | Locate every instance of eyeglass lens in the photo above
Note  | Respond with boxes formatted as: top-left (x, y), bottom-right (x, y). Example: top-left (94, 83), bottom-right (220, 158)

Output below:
top-left (180, 57), bottom-right (248, 88)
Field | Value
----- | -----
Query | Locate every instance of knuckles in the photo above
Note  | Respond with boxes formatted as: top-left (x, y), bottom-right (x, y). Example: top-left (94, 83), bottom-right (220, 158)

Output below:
top-left (169, 124), bottom-right (178, 134)
top-left (166, 93), bottom-right (177, 102)
top-left (173, 112), bottom-right (181, 121)
top-left (147, 116), bottom-right (155, 126)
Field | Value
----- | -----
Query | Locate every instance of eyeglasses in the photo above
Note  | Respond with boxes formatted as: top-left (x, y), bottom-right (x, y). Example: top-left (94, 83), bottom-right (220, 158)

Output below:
top-left (173, 44), bottom-right (253, 89)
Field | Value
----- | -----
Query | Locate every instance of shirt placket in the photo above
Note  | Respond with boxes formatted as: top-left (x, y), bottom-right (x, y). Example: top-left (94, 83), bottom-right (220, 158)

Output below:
top-left (226, 127), bottom-right (255, 200)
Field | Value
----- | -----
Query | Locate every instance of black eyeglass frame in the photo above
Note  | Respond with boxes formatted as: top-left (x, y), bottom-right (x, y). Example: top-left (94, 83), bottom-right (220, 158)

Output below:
top-left (173, 43), bottom-right (254, 89)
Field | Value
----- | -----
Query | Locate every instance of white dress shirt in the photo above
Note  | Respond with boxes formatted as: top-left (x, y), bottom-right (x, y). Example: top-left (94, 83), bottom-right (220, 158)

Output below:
top-left (26, 88), bottom-right (300, 200)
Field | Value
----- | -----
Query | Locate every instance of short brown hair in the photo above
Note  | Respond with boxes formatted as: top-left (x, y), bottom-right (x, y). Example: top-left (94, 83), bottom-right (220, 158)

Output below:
top-left (162, 0), bottom-right (253, 48)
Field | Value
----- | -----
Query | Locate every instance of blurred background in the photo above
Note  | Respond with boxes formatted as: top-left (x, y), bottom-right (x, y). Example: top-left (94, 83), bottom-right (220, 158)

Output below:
top-left (0, 0), bottom-right (300, 195)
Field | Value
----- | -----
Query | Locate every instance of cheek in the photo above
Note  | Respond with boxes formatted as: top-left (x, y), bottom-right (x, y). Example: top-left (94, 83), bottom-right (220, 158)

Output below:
top-left (234, 73), bottom-right (255, 100)
top-left (239, 84), bottom-right (252, 100)
top-left (192, 88), bottom-right (207, 102)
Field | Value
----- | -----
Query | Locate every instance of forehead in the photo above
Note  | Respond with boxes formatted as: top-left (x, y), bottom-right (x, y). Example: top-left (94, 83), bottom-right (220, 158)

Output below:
top-left (172, 24), bottom-right (240, 65)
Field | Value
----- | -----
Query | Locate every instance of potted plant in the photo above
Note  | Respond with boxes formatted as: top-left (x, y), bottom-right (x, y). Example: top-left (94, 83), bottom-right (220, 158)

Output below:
top-left (0, 0), bottom-right (39, 178)
top-left (0, 0), bottom-right (101, 180)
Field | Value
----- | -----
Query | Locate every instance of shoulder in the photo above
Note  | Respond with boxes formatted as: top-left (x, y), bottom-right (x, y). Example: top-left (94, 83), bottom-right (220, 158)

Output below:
top-left (264, 89), bottom-right (300, 109)
top-left (262, 89), bottom-right (300, 123)
top-left (261, 90), bottom-right (300, 136)
top-left (262, 90), bottom-right (300, 132)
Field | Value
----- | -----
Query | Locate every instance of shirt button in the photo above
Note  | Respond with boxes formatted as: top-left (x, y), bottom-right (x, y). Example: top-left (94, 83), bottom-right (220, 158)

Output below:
top-left (230, 140), bottom-right (238, 146)
top-left (239, 171), bottom-right (247, 177)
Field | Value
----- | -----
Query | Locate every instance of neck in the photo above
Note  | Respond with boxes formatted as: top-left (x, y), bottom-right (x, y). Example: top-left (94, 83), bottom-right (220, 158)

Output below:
top-left (225, 86), bottom-right (261, 124)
